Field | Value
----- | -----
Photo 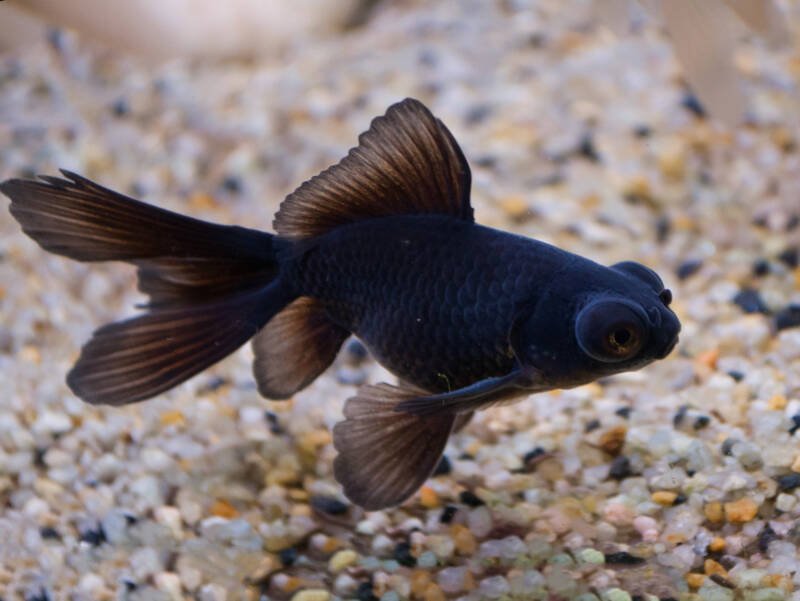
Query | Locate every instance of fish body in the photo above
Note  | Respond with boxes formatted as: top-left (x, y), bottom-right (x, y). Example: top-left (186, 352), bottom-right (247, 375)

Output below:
top-left (1, 98), bottom-right (680, 509)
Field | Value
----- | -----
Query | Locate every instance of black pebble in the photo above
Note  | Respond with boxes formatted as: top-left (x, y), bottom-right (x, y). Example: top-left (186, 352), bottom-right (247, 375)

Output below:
top-left (757, 523), bottom-right (779, 552)
top-left (523, 447), bottom-right (546, 464)
top-left (25, 589), bottom-right (51, 601)
top-left (721, 437), bottom-right (737, 456)
top-left (789, 414), bottom-right (800, 436)
top-left (465, 104), bottom-right (492, 125)
top-left (279, 547), bottom-right (298, 566)
top-left (608, 455), bottom-right (632, 480)
top-left (633, 124), bottom-right (652, 138)
top-left (777, 473), bottom-right (800, 492)
top-left (778, 247), bottom-right (799, 268)
top-left (615, 406), bottom-right (632, 419)
top-left (585, 418), bottom-right (601, 433)
top-left (693, 415), bottom-right (711, 430)
top-left (122, 580), bottom-right (137, 592)
top-left (123, 512), bottom-right (138, 526)
top-left (393, 541), bottom-right (416, 567)
top-left (775, 304), bottom-right (800, 331)
top-left (439, 505), bottom-right (458, 524)
top-left (433, 454), bottom-right (452, 476)
top-left (673, 493), bottom-right (687, 505)
top-left (221, 175), bottom-right (242, 194)
top-left (39, 526), bottom-right (60, 540)
top-left (673, 404), bottom-right (689, 427)
top-left (356, 581), bottom-right (379, 601)
top-left (578, 133), bottom-right (601, 163)
top-left (727, 370), bottom-right (745, 382)
top-left (676, 259), bottom-right (703, 280)
top-left (264, 411), bottom-right (284, 435)
top-left (655, 216), bottom-right (672, 244)
top-left (752, 258), bottom-right (771, 277)
top-left (111, 98), bottom-right (130, 117)
top-left (310, 495), bottom-right (349, 515)
top-left (79, 524), bottom-right (107, 547)
top-left (786, 214), bottom-right (800, 231)
top-left (604, 551), bottom-right (646, 565)
top-left (732, 288), bottom-right (769, 314)
top-left (459, 490), bottom-right (485, 507)
top-left (681, 93), bottom-right (706, 118)
top-left (33, 447), bottom-right (47, 468)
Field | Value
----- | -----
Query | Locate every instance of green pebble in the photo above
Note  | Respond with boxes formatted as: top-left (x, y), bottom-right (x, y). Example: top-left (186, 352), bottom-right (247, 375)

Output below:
top-left (697, 582), bottom-right (734, 601)
top-left (416, 551), bottom-right (437, 568)
top-left (601, 588), bottom-right (632, 601)
top-left (548, 553), bottom-right (574, 566)
top-left (577, 548), bottom-right (605, 564)
top-left (575, 595), bottom-right (601, 601)
top-left (744, 589), bottom-right (787, 601)
top-left (734, 569), bottom-right (767, 589)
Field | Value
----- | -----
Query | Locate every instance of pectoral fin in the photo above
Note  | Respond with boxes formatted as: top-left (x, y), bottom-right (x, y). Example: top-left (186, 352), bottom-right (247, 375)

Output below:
top-left (395, 365), bottom-right (543, 417)
top-left (333, 382), bottom-right (455, 510)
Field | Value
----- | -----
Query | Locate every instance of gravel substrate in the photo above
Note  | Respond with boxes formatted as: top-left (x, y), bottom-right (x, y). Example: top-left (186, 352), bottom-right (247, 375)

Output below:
top-left (2, 1), bottom-right (800, 600)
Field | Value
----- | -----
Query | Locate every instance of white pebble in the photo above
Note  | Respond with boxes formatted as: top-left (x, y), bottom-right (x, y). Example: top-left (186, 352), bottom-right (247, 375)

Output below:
top-left (141, 447), bottom-right (174, 472)
top-left (131, 546), bottom-right (163, 580)
top-left (154, 506), bottom-right (184, 538)
top-left (33, 411), bottom-right (72, 436)
top-left (23, 496), bottom-right (49, 519)
top-left (78, 572), bottom-right (105, 595)
top-left (198, 584), bottom-right (227, 601)
top-left (154, 572), bottom-right (183, 601)
top-left (467, 506), bottom-right (493, 538)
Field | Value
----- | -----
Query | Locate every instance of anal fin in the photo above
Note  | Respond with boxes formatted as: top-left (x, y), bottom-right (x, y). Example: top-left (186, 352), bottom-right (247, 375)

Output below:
top-left (333, 383), bottom-right (455, 510)
top-left (252, 297), bottom-right (349, 399)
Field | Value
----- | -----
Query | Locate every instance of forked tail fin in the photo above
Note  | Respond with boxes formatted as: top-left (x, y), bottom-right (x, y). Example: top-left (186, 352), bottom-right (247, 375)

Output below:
top-left (1, 170), bottom-right (292, 404)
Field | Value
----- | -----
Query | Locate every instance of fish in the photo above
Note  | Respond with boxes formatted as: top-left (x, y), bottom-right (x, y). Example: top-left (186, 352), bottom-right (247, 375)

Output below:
top-left (1, 98), bottom-right (680, 510)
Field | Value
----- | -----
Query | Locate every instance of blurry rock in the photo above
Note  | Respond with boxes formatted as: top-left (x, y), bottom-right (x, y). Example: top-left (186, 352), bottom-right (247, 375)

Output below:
top-left (594, 0), bottom-right (791, 126)
top-left (5, 0), bottom-right (379, 60)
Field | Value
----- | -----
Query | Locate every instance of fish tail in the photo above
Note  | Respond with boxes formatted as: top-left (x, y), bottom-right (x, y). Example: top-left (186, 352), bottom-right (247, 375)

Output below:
top-left (1, 170), bottom-right (294, 405)
top-left (333, 383), bottom-right (456, 510)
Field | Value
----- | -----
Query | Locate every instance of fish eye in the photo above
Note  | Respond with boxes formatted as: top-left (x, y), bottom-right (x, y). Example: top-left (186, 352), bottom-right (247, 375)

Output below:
top-left (611, 261), bottom-right (664, 293)
top-left (576, 300), bottom-right (648, 363)
top-left (659, 289), bottom-right (672, 306)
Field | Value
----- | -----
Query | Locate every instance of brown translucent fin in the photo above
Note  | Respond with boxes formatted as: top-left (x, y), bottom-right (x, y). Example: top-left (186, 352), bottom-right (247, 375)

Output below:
top-left (333, 383), bottom-right (455, 510)
top-left (68, 284), bottom-right (288, 405)
top-left (252, 297), bottom-right (349, 399)
top-left (453, 411), bottom-right (474, 433)
top-left (1, 170), bottom-right (277, 306)
top-left (273, 98), bottom-right (473, 239)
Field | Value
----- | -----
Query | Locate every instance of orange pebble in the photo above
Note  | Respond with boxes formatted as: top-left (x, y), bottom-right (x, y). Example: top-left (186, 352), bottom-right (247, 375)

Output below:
top-left (423, 583), bottom-right (446, 601)
top-left (704, 559), bottom-right (727, 577)
top-left (708, 537), bottom-right (726, 553)
top-left (419, 486), bottom-right (440, 509)
top-left (450, 524), bottom-right (477, 555)
top-left (210, 499), bottom-right (238, 519)
top-left (160, 410), bottom-right (185, 427)
top-left (685, 573), bottom-right (705, 588)
top-left (695, 348), bottom-right (719, 370)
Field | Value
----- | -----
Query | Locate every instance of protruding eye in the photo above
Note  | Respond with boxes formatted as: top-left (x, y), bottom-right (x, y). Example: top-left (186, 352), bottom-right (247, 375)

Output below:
top-left (659, 289), bottom-right (672, 306)
top-left (611, 261), bottom-right (664, 293)
top-left (576, 300), bottom-right (647, 363)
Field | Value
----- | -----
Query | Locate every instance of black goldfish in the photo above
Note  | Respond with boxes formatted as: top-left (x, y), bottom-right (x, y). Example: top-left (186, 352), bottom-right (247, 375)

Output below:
top-left (1, 99), bottom-right (680, 510)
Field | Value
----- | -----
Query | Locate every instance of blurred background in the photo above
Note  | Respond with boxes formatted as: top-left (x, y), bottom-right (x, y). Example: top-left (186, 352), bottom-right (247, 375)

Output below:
top-left (2, 1), bottom-right (800, 600)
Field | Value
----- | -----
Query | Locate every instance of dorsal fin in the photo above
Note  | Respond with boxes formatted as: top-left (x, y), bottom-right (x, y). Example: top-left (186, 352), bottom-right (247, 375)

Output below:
top-left (273, 98), bottom-right (473, 239)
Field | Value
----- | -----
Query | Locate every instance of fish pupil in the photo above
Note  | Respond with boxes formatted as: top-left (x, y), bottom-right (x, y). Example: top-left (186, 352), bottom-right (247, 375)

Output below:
top-left (612, 329), bottom-right (631, 346)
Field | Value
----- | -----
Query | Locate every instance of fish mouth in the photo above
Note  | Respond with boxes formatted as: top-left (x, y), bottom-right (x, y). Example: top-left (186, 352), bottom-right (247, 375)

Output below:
top-left (659, 334), bottom-right (679, 358)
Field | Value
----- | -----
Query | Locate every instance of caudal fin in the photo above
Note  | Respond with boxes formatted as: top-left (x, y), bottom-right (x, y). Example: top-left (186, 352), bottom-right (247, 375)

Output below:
top-left (1, 170), bottom-right (292, 404)
top-left (333, 383), bottom-right (455, 510)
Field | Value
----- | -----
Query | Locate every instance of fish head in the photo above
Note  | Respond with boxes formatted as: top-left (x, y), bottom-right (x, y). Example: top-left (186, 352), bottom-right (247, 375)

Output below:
top-left (516, 260), bottom-right (680, 386)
